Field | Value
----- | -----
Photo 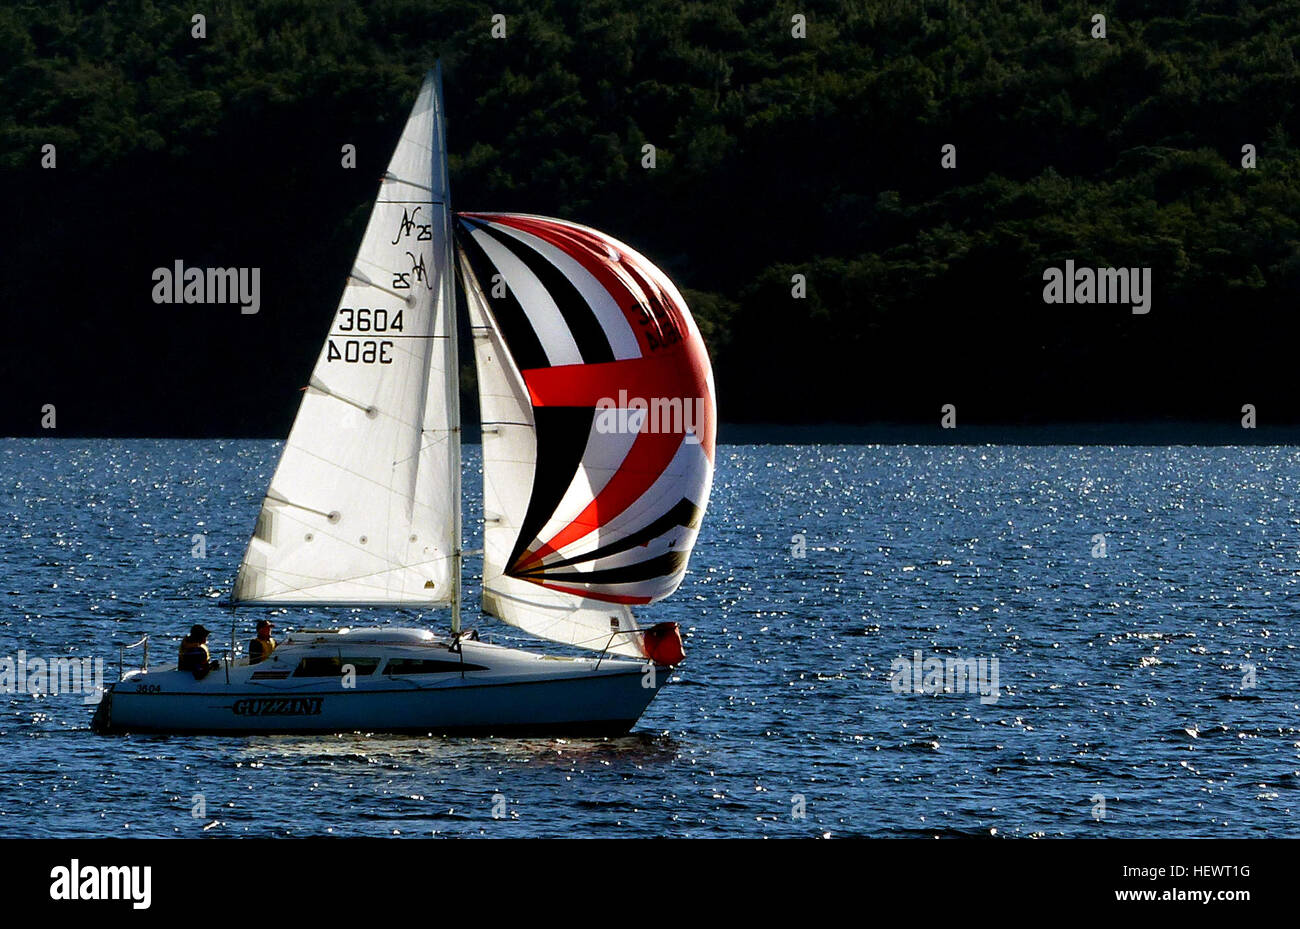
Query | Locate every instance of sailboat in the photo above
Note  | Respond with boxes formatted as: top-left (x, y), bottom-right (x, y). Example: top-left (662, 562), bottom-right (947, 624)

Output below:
top-left (91, 66), bottom-right (716, 735)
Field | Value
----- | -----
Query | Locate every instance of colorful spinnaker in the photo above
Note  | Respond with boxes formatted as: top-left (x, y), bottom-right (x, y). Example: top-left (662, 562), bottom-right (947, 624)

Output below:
top-left (458, 213), bottom-right (716, 657)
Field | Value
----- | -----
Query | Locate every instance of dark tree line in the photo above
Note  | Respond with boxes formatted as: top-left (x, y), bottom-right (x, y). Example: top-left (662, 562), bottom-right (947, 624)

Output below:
top-left (2, 0), bottom-right (1299, 436)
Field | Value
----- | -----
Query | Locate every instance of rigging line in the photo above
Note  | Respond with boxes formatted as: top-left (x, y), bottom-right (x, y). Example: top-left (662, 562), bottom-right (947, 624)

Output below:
top-left (244, 565), bottom-right (453, 599)
top-left (390, 430), bottom-right (454, 469)
top-left (280, 440), bottom-right (432, 494)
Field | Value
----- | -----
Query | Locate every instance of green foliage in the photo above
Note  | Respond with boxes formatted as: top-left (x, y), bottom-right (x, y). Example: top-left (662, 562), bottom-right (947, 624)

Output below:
top-left (2, 0), bottom-right (1298, 431)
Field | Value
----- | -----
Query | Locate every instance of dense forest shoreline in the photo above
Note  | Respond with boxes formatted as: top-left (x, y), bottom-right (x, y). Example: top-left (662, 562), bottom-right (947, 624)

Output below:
top-left (3, 0), bottom-right (1299, 437)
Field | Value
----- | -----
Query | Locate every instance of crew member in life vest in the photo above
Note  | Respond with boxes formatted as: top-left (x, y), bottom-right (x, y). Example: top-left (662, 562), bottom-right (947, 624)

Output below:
top-left (248, 619), bottom-right (277, 665)
top-left (177, 624), bottom-right (219, 679)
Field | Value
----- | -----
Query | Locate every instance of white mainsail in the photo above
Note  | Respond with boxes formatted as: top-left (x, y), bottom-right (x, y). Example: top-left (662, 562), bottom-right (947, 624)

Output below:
top-left (233, 68), bottom-right (460, 606)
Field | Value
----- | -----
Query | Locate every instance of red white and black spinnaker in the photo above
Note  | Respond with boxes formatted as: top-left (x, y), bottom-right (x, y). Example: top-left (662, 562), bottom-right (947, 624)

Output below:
top-left (92, 65), bottom-right (715, 735)
top-left (458, 212), bottom-right (715, 660)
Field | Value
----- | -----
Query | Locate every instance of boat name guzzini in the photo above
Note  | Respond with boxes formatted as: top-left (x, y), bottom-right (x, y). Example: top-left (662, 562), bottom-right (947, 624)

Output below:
top-left (231, 697), bottom-right (324, 716)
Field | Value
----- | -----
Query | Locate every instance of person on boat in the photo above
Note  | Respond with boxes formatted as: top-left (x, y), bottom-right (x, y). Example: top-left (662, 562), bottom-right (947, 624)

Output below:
top-left (248, 619), bottom-right (277, 665)
top-left (177, 624), bottom-right (219, 679)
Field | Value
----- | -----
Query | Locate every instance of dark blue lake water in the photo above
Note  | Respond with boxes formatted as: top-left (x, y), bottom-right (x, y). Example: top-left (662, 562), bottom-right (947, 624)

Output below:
top-left (1, 440), bottom-right (1297, 837)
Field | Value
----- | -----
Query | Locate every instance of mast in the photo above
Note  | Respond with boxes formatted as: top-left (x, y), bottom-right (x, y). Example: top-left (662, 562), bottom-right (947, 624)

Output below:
top-left (433, 61), bottom-right (464, 635)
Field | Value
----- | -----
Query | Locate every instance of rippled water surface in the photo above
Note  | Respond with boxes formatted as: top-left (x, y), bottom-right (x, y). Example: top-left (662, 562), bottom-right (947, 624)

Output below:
top-left (2, 440), bottom-right (1298, 837)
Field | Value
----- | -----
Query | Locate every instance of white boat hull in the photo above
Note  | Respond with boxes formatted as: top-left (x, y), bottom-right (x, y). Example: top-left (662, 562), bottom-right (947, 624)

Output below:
top-left (92, 628), bottom-right (669, 736)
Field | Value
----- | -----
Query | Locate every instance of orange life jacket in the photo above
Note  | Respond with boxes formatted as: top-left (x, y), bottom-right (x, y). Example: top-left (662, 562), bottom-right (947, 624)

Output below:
top-left (248, 636), bottom-right (277, 664)
top-left (178, 637), bottom-right (210, 671)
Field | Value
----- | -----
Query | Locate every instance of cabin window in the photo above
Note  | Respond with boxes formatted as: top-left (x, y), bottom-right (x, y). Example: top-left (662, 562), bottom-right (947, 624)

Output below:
top-left (292, 656), bottom-right (380, 677)
top-left (383, 658), bottom-right (486, 675)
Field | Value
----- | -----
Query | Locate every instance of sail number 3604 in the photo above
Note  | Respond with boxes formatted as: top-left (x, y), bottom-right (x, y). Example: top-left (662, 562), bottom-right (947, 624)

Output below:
top-left (328, 308), bottom-right (402, 365)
